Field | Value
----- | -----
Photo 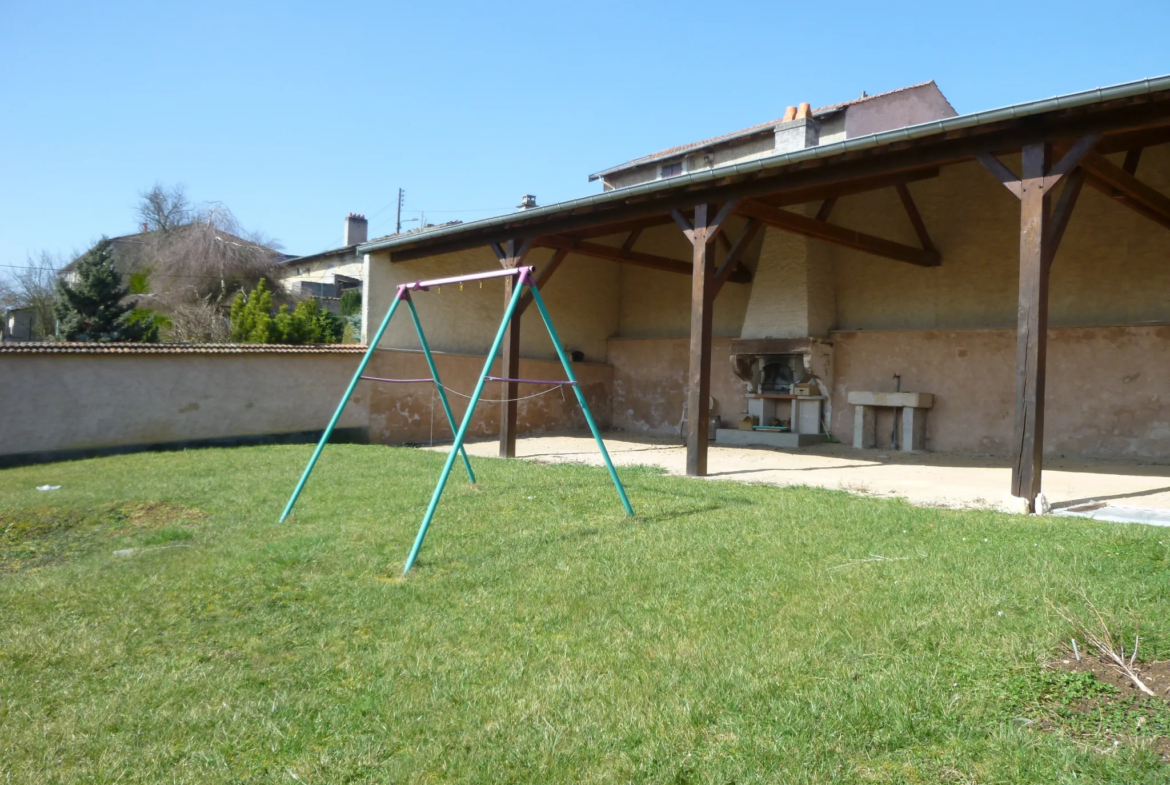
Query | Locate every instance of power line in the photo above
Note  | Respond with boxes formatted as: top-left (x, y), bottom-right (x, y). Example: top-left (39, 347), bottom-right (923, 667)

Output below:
top-left (0, 263), bottom-right (303, 281)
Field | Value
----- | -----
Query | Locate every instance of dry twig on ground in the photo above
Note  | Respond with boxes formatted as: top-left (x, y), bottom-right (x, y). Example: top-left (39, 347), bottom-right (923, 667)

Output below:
top-left (1050, 594), bottom-right (1156, 697)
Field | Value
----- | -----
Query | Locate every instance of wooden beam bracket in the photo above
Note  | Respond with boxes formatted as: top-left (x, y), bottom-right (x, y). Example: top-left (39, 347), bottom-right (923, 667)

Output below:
top-left (736, 198), bottom-right (940, 267)
top-left (1080, 149), bottom-right (1170, 231)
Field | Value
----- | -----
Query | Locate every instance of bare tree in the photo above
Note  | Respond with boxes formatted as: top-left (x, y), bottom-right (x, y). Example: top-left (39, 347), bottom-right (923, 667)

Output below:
top-left (0, 251), bottom-right (63, 339)
top-left (165, 300), bottom-right (232, 343)
top-left (142, 204), bottom-right (286, 309)
top-left (137, 183), bottom-right (192, 234)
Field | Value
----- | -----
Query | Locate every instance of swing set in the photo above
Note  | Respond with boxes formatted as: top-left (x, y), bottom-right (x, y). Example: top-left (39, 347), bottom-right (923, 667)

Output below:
top-left (278, 265), bottom-right (634, 573)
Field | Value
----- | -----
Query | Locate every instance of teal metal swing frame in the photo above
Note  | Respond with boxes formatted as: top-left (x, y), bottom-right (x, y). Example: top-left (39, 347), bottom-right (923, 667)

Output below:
top-left (279, 265), bottom-right (633, 573)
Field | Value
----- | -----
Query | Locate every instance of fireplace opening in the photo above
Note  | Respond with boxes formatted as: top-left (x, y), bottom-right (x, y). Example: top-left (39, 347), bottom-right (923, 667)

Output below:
top-left (757, 354), bottom-right (806, 395)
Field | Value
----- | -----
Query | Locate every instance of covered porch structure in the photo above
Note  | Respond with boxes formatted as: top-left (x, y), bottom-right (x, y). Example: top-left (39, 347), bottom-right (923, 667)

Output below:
top-left (359, 76), bottom-right (1170, 513)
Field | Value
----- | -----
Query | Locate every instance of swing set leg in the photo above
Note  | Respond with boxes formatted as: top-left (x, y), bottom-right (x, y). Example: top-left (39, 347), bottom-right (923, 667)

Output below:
top-left (527, 284), bottom-right (634, 516)
top-left (402, 270), bottom-right (530, 573)
top-left (279, 289), bottom-right (406, 523)
top-left (405, 297), bottom-right (476, 484)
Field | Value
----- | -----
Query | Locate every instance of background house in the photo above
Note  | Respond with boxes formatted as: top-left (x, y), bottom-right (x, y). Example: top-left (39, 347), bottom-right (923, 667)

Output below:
top-left (275, 214), bottom-right (367, 311)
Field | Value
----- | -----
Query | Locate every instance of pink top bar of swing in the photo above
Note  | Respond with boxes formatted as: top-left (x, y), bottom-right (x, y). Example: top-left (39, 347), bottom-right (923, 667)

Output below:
top-left (360, 376), bottom-right (434, 384)
top-left (398, 265), bottom-right (536, 294)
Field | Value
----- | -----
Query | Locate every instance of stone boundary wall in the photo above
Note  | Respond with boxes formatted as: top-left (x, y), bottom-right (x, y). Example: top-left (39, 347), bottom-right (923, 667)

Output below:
top-left (0, 344), bottom-right (614, 465)
top-left (0, 348), bottom-right (371, 465)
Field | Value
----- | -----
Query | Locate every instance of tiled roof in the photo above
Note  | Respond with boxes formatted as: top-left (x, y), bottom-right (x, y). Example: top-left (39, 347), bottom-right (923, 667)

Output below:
top-left (590, 81), bottom-right (941, 179)
top-left (0, 342), bottom-right (368, 355)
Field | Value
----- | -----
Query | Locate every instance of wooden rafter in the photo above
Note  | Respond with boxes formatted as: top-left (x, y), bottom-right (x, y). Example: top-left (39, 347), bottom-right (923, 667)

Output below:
top-left (1079, 150), bottom-right (1170, 231)
top-left (564, 214), bottom-right (676, 241)
top-left (1047, 169), bottom-right (1084, 270)
top-left (736, 199), bottom-right (940, 267)
top-left (1122, 148), bottom-right (1143, 176)
top-left (1095, 125), bottom-right (1170, 154)
top-left (712, 219), bottom-right (760, 298)
top-left (976, 134), bottom-right (1099, 199)
top-left (761, 168), bottom-right (941, 210)
top-left (621, 228), bottom-right (642, 251)
top-left (535, 234), bottom-right (752, 283)
top-left (490, 238), bottom-right (533, 268)
top-left (517, 248), bottom-right (568, 317)
top-left (894, 184), bottom-right (935, 253)
top-left (814, 198), bottom-right (837, 222)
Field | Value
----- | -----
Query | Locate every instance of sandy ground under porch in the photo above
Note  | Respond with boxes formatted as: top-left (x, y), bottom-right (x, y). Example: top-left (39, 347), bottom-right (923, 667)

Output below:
top-left (441, 433), bottom-right (1170, 512)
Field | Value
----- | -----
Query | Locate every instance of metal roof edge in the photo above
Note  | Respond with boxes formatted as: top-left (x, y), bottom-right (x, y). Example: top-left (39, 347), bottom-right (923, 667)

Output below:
top-left (360, 74), bottom-right (1170, 255)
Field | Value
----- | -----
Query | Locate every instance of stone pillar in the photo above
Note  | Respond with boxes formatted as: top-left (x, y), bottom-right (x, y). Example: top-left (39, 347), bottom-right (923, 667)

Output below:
top-left (853, 405), bottom-right (875, 449)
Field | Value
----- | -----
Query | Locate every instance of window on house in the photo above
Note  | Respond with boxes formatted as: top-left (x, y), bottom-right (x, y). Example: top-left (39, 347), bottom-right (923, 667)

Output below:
top-left (660, 161), bottom-right (683, 179)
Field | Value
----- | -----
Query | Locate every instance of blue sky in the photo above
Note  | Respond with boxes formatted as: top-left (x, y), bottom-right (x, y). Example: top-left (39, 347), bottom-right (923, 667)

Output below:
top-left (2, 0), bottom-right (1167, 270)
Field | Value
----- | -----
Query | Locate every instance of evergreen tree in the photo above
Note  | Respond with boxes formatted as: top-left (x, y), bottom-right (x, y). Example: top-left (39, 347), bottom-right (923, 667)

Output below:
top-left (229, 278), bottom-right (276, 343)
top-left (55, 239), bottom-right (159, 342)
top-left (339, 288), bottom-right (361, 317)
top-left (229, 280), bottom-right (341, 345)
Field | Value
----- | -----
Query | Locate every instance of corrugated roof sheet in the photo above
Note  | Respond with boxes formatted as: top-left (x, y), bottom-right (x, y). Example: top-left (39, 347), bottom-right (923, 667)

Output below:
top-left (0, 342), bottom-right (368, 355)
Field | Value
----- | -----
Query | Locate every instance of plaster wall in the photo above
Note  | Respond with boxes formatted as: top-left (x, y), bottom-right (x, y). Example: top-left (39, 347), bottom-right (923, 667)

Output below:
top-left (740, 217), bottom-right (836, 339)
top-left (365, 248), bottom-right (620, 364)
top-left (830, 150), bottom-right (1170, 331)
top-left (0, 353), bottom-right (369, 458)
top-left (843, 82), bottom-right (957, 139)
top-left (279, 252), bottom-right (364, 289)
top-left (613, 223), bottom-right (754, 339)
top-left (609, 337), bottom-right (744, 435)
top-left (831, 326), bottom-right (1170, 459)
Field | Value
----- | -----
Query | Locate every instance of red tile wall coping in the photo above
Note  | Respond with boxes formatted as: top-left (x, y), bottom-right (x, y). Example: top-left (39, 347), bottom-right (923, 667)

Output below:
top-left (0, 342), bottom-right (369, 355)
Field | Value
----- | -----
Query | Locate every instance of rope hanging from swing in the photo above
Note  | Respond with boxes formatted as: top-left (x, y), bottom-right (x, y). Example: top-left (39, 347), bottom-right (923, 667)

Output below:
top-left (483, 376), bottom-right (578, 386)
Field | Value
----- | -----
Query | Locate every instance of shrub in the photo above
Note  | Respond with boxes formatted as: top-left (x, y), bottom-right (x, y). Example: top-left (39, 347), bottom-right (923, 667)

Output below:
top-left (230, 280), bottom-right (343, 344)
top-left (339, 289), bottom-right (361, 317)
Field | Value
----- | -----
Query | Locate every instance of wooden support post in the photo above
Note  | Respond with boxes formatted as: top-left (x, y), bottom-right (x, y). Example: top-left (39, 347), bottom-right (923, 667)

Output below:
top-left (491, 238), bottom-right (532, 459)
top-left (683, 204), bottom-right (718, 476)
top-left (977, 135), bottom-right (1097, 511)
top-left (1012, 143), bottom-right (1054, 509)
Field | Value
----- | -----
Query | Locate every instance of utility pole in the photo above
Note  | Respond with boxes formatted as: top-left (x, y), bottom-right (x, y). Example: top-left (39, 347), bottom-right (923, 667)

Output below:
top-left (395, 188), bottom-right (404, 235)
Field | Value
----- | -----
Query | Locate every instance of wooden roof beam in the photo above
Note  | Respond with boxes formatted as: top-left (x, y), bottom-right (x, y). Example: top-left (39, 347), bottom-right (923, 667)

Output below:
top-left (1080, 150), bottom-right (1170, 231)
top-left (712, 219), bottom-right (761, 298)
top-left (735, 199), bottom-right (940, 267)
top-left (534, 234), bottom-right (752, 283)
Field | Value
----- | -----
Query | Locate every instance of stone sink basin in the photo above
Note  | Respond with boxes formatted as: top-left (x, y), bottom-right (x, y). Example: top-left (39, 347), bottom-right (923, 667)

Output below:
top-left (847, 391), bottom-right (934, 408)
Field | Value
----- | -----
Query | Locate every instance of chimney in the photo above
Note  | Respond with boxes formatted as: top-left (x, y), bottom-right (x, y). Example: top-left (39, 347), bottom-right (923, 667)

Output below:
top-left (517, 194), bottom-right (537, 210)
top-left (344, 212), bottom-right (368, 246)
top-left (774, 101), bottom-right (820, 154)
top-left (141, 222), bottom-right (149, 233)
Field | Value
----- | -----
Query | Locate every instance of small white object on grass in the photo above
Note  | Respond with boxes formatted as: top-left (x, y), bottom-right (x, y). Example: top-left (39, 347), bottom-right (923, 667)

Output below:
top-left (1035, 492), bottom-right (1052, 514)
top-left (36, 485), bottom-right (61, 491)
top-left (1000, 494), bottom-right (1030, 515)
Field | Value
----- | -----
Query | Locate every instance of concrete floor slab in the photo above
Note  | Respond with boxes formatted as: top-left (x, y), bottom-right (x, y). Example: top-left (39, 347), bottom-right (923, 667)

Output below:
top-left (438, 433), bottom-right (1170, 513)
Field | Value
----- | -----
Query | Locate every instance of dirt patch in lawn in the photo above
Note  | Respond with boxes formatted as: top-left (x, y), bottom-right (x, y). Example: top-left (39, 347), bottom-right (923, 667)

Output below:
top-left (1035, 656), bottom-right (1170, 762)
top-left (0, 501), bottom-right (206, 573)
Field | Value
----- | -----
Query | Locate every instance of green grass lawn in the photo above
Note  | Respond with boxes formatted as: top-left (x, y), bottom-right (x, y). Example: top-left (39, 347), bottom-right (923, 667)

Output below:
top-left (1, 444), bottom-right (1168, 783)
